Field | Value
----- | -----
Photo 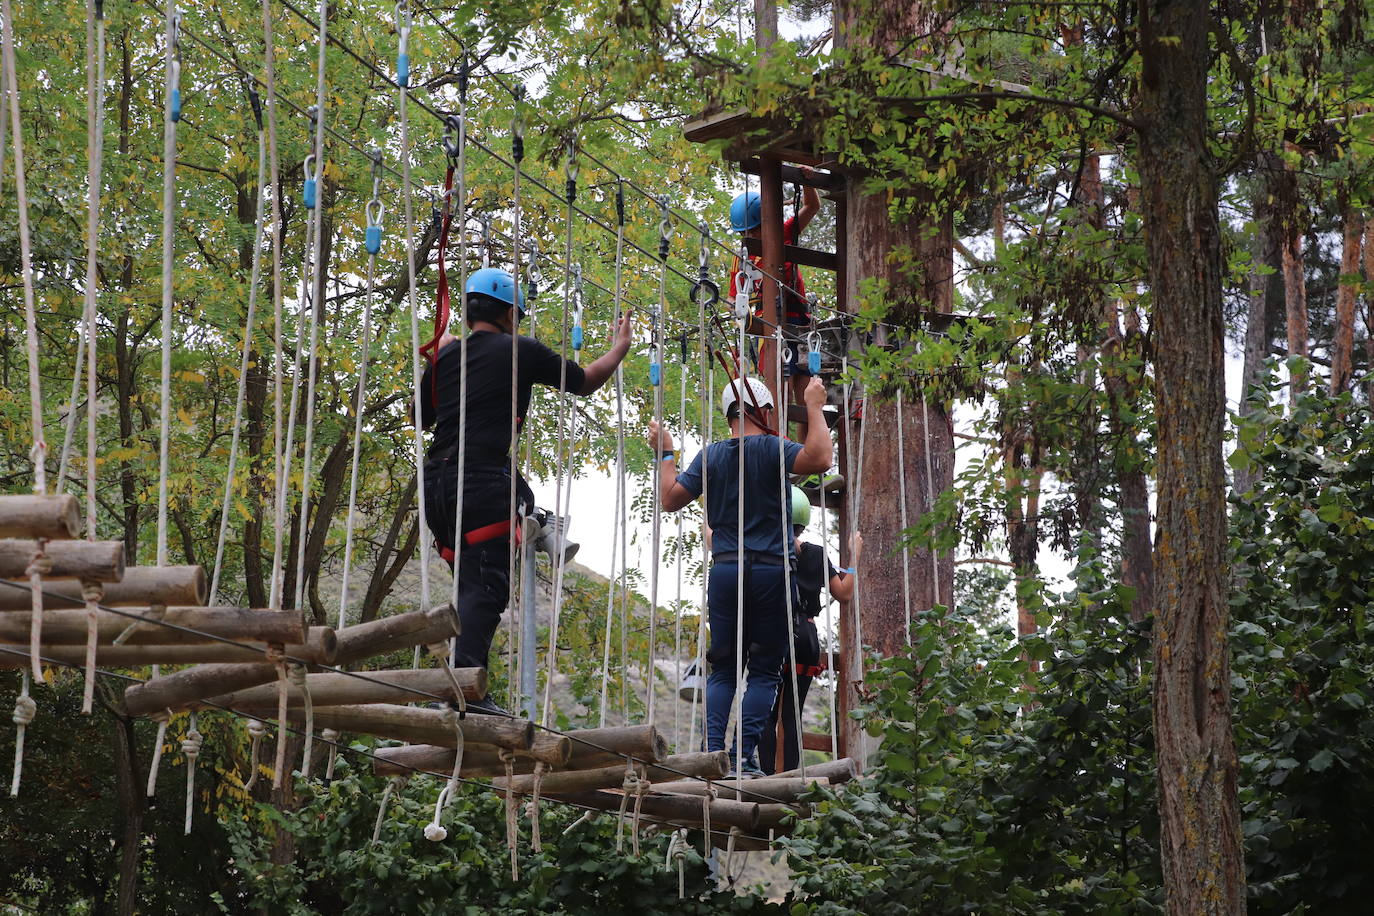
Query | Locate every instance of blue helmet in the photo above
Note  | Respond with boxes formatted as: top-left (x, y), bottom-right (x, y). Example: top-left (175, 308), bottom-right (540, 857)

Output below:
top-left (729, 191), bottom-right (761, 232)
top-left (464, 267), bottom-right (526, 315)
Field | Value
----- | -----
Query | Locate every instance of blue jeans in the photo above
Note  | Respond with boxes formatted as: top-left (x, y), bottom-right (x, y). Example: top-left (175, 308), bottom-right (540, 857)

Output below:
top-left (704, 560), bottom-right (793, 763)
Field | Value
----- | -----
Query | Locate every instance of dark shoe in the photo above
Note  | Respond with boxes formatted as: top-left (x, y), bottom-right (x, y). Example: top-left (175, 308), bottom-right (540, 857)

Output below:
top-left (464, 694), bottom-right (510, 717)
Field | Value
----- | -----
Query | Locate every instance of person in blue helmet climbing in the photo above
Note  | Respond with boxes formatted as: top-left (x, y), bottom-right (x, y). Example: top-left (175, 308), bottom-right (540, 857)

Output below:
top-left (728, 171), bottom-right (821, 343)
top-left (419, 266), bottom-right (632, 713)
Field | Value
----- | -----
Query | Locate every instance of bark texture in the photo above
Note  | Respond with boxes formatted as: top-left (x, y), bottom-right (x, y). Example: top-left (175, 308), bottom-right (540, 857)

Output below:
top-left (1277, 159), bottom-right (1308, 404)
top-left (1235, 154), bottom-right (1285, 497)
top-left (1137, 2), bottom-right (1246, 912)
top-left (1329, 200), bottom-right (1363, 394)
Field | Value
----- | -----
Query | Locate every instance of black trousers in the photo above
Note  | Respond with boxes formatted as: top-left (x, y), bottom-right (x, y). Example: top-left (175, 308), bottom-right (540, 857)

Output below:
top-left (423, 457), bottom-right (533, 673)
top-left (758, 669), bottom-right (814, 775)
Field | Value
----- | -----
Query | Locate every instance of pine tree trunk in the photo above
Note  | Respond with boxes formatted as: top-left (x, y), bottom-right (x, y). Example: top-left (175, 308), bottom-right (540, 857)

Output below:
top-left (1329, 197), bottom-right (1363, 394)
top-left (1277, 160), bottom-right (1308, 404)
top-left (1136, 3), bottom-right (1246, 912)
top-left (833, 0), bottom-right (957, 762)
top-left (1235, 155), bottom-right (1284, 497)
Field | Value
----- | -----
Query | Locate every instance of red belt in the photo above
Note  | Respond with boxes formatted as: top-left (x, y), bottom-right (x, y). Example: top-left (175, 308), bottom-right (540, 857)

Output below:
top-left (796, 663), bottom-right (825, 677)
top-left (437, 519), bottom-right (520, 565)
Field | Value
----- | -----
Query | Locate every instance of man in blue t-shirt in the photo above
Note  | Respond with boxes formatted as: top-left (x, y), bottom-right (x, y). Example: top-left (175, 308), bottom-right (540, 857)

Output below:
top-left (648, 374), bottom-right (833, 775)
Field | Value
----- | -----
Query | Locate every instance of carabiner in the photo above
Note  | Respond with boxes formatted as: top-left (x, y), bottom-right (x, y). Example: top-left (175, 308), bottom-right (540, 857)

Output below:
top-left (394, 1), bottom-right (412, 88)
top-left (442, 114), bottom-right (462, 160)
top-left (302, 154), bottom-right (318, 209)
top-left (365, 199), bottom-right (385, 254)
top-left (806, 330), bottom-right (822, 375)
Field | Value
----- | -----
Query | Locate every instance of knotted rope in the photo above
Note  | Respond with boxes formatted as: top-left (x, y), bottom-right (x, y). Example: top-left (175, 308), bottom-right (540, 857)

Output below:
top-left (614, 763), bottom-right (641, 853)
top-left (268, 646), bottom-right (288, 789)
top-left (500, 749), bottom-right (519, 879)
top-left (424, 709), bottom-right (464, 842)
top-left (527, 761), bottom-right (546, 852)
top-left (80, 580), bottom-right (103, 714)
top-left (665, 829), bottom-right (690, 899)
top-left (10, 670), bottom-right (36, 796)
top-left (724, 826), bottom-right (741, 887)
top-left (321, 728), bottom-right (340, 781)
top-left (630, 772), bottom-right (651, 857)
top-left (182, 712), bottom-right (203, 834)
top-left (244, 718), bottom-right (267, 791)
top-left (145, 708), bottom-right (171, 797)
top-left (371, 774), bottom-right (407, 845)
top-left (289, 663), bottom-right (313, 778)
top-left (26, 547), bottom-right (52, 681)
top-left (700, 792), bottom-right (712, 859)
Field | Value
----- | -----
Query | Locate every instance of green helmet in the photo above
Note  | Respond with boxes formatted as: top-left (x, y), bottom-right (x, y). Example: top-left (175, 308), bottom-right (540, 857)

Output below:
top-left (790, 486), bottom-right (811, 528)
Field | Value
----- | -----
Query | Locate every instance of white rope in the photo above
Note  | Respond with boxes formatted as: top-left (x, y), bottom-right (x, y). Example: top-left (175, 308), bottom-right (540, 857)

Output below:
top-left (446, 68), bottom-right (470, 671)
top-left (398, 0), bottom-right (433, 643)
top-left (776, 324), bottom-right (804, 778)
top-left (853, 381), bottom-right (870, 763)
top-left (371, 774), bottom-right (407, 844)
top-left (182, 711), bottom-right (203, 834)
top-left (599, 183), bottom-right (628, 729)
top-left (647, 196), bottom-right (673, 725)
top-left (503, 87), bottom-right (525, 708)
top-left (321, 727), bottom-right (340, 780)
top-left (145, 709), bottom-right (170, 798)
top-left (672, 343), bottom-right (688, 750)
top-left (155, 1), bottom-right (180, 565)
top-left (80, 580), bottom-right (102, 713)
top-left (734, 321), bottom-right (747, 780)
top-left (921, 389), bottom-right (941, 610)
top-left (209, 125), bottom-right (268, 608)
top-left (895, 397), bottom-right (913, 640)
top-left (290, 0), bottom-right (331, 616)
top-left (290, 663), bottom-right (314, 777)
top-left (81, 0), bottom-right (104, 546)
top-left (816, 429), bottom-right (839, 758)
top-left (10, 669), bottom-right (35, 796)
top-left (262, 0), bottom-right (287, 613)
top-left (337, 153), bottom-right (384, 629)
top-left (2, 0), bottom-right (47, 494)
top-left (688, 341), bottom-right (713, 753)
top-left (244, 717), bottom-right (267, 790)
top-left (56, 345), bottom-right (85, 492)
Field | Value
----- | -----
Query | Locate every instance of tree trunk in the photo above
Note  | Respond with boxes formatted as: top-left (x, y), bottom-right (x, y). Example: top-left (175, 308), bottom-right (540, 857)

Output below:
top-left (1136, 3), bottom-right (1246, 912)
top-left (1329, 197), bottom-right (1363, 394)
top-left (99, 682), bottom-right (145, 916)
top-left (833, 0), bottom-right (957, 765)
top-left (1366, 218), bottom-right (1374, 403)
top-left (1277, 159), bottom-right (1308, 405)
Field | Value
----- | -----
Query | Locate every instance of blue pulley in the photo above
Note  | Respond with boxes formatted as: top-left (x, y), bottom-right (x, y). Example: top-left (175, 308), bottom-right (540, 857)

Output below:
top-left (571, 326), bottom-right (584, 351)
top-left (808, 350), bottom-right (822, 374)
top-left (397, 53), bottom-right (409, 88)
top-left (365, 225), bottom-right (382, 254)
top-left (650, 362), bottom-right (661, 386)
top-left (170, 88), bottom-right (181, 123)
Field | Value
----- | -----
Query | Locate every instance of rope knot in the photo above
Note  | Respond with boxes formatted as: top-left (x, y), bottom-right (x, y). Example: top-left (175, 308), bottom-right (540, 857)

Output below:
top-left (26, 553), bottom-right (53, 578)
top-left (264, 644), bottom-right (286, 665)
top-left (287, 662), bottom-right (307, 687)
top-left (181, 728), bottom-right (203, 763)
top-left (320, 728), bottom-right (339, 743)
top-left (246, 718), bottom-right (267, 739)
top-left (151, 708), bottom-right (171, 725)
top-left (81, 580), bottom-right (104, 604)
top-left (12, 695), bottom-right (37, 727)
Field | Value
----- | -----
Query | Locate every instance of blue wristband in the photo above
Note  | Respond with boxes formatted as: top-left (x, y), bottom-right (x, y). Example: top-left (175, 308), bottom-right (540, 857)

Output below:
top-left (660, 451), bottom-right (675, 462)
top-left (841, 567), bottom-right (855, 575)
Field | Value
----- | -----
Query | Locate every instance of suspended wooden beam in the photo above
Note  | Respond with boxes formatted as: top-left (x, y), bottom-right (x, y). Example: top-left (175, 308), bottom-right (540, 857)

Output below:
top-left (552, 789), bottom-right (761, 833)
top-left (0, 627), bottom-right (336, 670)
top-left (370, 737), bottom-right (572, 779)
top-left (0, 608), bottom-right (306, 646)
top-left (773, 757), bottom-right (859, 784)
top-left (0, 539), bottom-right (124, 582)
top-left (755, 802), bottom-right (810, 830)
top-left (0, 494), bottom-right (81, 540)
top-left (0, 565), bottom-right (205, 610)
top-left (120, 628), bottom-right (338, 714)
top-left (738, 158), bottom-right (844, 193)
top-left (651, 776), bottom-right (831, 803)
top-left (563, 724), bottom-right (669, 768)
top-left (201, 667), bottom-right (485, 710)
top-left (643, 751), bottom-right (731, 783)
top-left (303, 704), bottom-right (534, 752)
top-left (332, 604), bottom-right (460, 664)
top-left (494, 762), bottom-right (645, 796)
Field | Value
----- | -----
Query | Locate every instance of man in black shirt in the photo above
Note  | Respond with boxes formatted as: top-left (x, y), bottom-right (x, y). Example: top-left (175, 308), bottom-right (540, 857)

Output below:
top-left (420, 267), bottom-right (632, 709)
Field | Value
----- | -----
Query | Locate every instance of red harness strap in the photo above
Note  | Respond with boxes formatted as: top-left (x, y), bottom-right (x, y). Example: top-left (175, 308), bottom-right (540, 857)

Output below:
top-left (436, 517), bottom-right (521, 566)
top-left (418, 165), bottom-right (456, 368)
top-left (795, 662), bottom-right (826, 678)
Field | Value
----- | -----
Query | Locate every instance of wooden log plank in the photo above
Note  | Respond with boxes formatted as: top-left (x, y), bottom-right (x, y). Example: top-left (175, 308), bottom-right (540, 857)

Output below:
top-left (332, 605), bottom-right (460, 664)
top-left (0, 565), bottom-right (206, 610)
top-left (494, 762), bottom-right (645, 796)
top-left (738, 158), bottom-right (844, 193)
top-left (563, 725), bottom-right (668, 768)
top-left (552, 790), bottom-right (761, 832)
top-left (0, 628), bottom-right (336, 670)
top-left (642, 751), bottom-right (731, 783)
top-left (369, 733), bottom-right (571, 779)
top-left (0, 608), bottom-right (306, 645)
top-left (303, 704), bottom-right (533, 752)
top-left (0, 494), bottom-right (80, 540)
top-left (801, 731), bottom-right (833, 752)
top-left (742, 236), bottom-right (839, 272)
top-left (0, 539), bottom-right (124, 582)
top-left (755, 803), bottom-right (810, 830)
top-left (201, 667), bottom-right (486, 710)
top-left (652, 776), bottom-right (831, 803)
top-left (773, 757), bottom-right (859, 784)
top-left (119, 628), bottom-right (337, 714)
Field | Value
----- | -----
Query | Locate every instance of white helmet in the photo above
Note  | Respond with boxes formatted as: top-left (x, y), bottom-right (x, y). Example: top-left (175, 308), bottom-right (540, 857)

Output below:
top-left (720, 376), bottom-right (774, 418)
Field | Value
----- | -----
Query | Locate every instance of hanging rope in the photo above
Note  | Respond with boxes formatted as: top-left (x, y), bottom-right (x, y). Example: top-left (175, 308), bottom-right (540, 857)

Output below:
top-left (155, 1), bottom-right (180, 565)
top-left (921, 389), bottom-right (941, 611)
top-left (598, 179), bottom-right (628, 729)
top-left (244, 717), bottom-right (266, 790)
top-left (501, 749), bottom-right (519, 879)
top-left (666, 828), bottom-right (689, 899)
top-left (290, 663), bottom-right (314, 778)
top-left (270, 649), bottom-right (288, 789)
top-left (424, 708), bottom-right (464, 841)
top-left (260, 0), bottom-right (287, 615)
top-left (182, 711), bottom-right (203, 834)
top-left (145, 708), bottom-right (170, 798)
top-left (816, 420), bottom-right (839, 759)
top-left (646, 195), bottom-right (673, 726)
top-left (321, 727), bottom-right (340, 780)
top-left (337, 149), bottom-right (384, 629)
top-left (688, 221), bottom-right (718, 753)
top-left (397, 0), bottom-right (433, 642)
top-left (444, 63), bottom-right (470, 674)
top-left (503, 84), bottom-right (526, 710)
top-left (539, 137), bottom-right (580, 727)
top-left (527, 761), bottom-right (546, 852)
top-left (209, 96), bottom-right (268, 608)
top-left (371, 774), bottom-right (407, 844)
top-left (80, 580), bottom-right (103, 713)
top-left (2, 0), bottom-right (50, 498)
top-left (80, 0), bottom-right (105, 546)
top-left (895, 398), bottom-right (913, 639)
top-left (9, 670), bottom-right (35, 797)
top-left (775, 322), bottom-right (805, 778)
